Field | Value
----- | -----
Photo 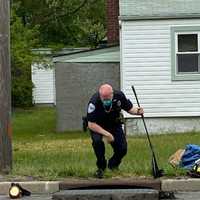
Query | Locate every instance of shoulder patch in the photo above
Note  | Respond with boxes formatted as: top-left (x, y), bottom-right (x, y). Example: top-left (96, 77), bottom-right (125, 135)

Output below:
top-left (87, 103), bottom-right (95, 113)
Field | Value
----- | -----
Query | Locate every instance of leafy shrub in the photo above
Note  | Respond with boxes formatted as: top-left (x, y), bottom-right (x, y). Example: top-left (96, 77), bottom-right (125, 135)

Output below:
top-left (11, 5), bottom-right (40, 107)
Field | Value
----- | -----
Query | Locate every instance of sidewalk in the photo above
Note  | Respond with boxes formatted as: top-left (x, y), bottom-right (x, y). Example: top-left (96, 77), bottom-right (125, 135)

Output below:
top-left (0, 178), bottom-right (200, 195)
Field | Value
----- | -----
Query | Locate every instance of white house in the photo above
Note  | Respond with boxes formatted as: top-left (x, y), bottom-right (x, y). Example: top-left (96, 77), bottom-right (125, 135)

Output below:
top-left (32, 63), bottom-right (55, 105)
top-left (119, 0), bottom-right (200, 134)
top-left (31, 48), bottom-right (88, 105)
top-left (31, 48), bottom-right (55, 105)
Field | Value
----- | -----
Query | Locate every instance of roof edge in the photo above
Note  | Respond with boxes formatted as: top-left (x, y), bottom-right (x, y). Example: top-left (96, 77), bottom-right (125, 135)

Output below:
top-left (119, 14), bottom-right (200, 21)
top-left (52, 44), bottom-right (119, 58)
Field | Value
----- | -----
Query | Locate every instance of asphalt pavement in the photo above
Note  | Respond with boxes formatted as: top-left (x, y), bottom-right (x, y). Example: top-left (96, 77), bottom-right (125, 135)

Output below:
top-left (168, 191), bottom-right (200, 200)
top-left (0, 195), bottom-right (51, 200)
top-left (0, 192), bottom-right (200, 200)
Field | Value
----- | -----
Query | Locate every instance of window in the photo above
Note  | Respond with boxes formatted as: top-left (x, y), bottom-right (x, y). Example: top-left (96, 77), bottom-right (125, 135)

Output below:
top-left (171, 26), bottom-right (200, 80)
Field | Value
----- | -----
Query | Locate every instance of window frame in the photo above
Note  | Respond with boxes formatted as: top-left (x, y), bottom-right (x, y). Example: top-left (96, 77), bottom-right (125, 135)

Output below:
top-left (171, 26), bottom-right (200, 81)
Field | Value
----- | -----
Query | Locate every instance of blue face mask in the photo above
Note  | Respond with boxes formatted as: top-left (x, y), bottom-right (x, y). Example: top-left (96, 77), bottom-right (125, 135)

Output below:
top-left (102, 99), bottom-right (112, 112)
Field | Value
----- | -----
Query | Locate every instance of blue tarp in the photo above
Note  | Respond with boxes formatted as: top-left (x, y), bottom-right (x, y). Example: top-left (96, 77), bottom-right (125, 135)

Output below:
top-left (180, 144), bottom-right (200, 170)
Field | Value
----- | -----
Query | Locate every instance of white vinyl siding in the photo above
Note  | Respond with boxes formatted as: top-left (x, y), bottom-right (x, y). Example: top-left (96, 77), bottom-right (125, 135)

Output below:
top-left (121, 18), bottom-right (200, 118)
top-left (32, 64), bottom-right (55, 104)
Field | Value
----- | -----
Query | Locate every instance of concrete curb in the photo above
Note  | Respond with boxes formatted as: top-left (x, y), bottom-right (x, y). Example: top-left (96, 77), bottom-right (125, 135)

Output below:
top-left (52, 189), bottom-right (159, 200)
top-left (0, 181), bottom-right (59, 195)
top-left (161, 178), bottom-right (200, 191)
top-left (0, 178), bottom-right (199, 195)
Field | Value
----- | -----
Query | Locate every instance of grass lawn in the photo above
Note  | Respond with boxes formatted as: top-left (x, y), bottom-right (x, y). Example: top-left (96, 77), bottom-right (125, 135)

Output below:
top-left (11, 107), bottom-right (200, 180)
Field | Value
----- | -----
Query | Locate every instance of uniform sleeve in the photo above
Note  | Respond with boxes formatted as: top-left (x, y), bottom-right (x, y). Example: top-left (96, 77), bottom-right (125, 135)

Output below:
top-left (87, 102), bottom-right (98, 123)
top-left (120, 91), bottom-right (133, 112)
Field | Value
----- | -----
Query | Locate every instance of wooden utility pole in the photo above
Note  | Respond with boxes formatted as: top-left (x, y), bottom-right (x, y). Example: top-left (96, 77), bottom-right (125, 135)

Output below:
top-left (0, 0), bottom-right (12, 173)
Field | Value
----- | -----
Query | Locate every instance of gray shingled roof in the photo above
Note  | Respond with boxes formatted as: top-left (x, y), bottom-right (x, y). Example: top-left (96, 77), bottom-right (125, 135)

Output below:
top-left (120, 0), bottom-right (200, 19)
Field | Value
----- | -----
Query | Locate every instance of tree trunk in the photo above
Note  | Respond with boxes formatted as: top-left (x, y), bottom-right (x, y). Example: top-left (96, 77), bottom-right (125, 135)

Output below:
top-left (0, 0), bottom-right (12, 173)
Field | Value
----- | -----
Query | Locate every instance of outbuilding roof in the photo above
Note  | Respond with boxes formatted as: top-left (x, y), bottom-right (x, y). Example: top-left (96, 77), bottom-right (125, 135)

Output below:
top-left (53, 46), bottom-right (119, 63)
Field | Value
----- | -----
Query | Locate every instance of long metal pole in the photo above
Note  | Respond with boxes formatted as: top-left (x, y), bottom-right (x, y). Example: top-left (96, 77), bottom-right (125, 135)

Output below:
top-left (131, 86), bottom-right (156, 155)
top-left (132, 86), bottom-right (163, 178)
top-left (0, 0), bottom-right (12, 173)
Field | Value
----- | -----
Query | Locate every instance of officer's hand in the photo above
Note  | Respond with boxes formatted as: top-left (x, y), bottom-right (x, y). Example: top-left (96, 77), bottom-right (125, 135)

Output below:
top-left (136, 107), bottom-right (144, 115)
top-left (105, 133), bottom-right (114, 143)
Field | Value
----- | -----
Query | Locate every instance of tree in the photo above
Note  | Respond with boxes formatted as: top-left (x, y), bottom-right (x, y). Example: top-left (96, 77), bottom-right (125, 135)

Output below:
top-left (76, 0), bottom-right (106, 47)
top-left (13, 0), bottom-right (106, 47)
top-left (0, 0), bottom-right (12, 173)
top-left (11, 4), bottom-right (40, 107)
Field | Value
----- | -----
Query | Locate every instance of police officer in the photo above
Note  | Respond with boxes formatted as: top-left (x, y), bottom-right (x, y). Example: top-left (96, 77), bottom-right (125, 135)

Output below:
top-left (87, 83), bottom-right (144, 178)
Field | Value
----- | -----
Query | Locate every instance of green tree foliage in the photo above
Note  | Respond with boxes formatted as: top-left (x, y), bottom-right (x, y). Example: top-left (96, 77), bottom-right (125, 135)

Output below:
top-left (77, 0), bottom-right (106, 47)
top-left (11, 5), bottom-right (40, 107)
top-left (14, 0), bottom-right (106, 47)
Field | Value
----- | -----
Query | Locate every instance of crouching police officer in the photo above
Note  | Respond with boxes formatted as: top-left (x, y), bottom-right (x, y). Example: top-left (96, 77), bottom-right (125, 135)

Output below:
top-left (87, 83), bottom-right (144, 178)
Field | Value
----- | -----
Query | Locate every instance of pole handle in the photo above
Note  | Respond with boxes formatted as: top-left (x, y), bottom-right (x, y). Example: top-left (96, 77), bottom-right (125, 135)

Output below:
top-left (131, 86), bottom-right (140, 107)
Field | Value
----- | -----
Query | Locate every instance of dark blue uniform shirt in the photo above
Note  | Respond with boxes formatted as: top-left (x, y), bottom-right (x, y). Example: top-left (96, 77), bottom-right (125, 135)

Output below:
top-left (87, 90), bottom-right (133, 129)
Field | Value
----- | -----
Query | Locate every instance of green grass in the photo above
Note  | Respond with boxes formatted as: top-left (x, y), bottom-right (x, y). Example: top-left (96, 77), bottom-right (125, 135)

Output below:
top-left (10, 107), bottom-right (200, 180)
